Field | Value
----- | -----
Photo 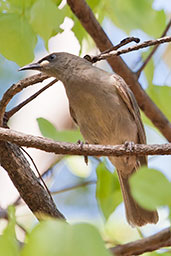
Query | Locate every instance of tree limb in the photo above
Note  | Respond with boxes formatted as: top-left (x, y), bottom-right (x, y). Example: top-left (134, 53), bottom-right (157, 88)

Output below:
top-left (67, 0), bottom-right (171, 142)
top-left (0, 141), bottom-right (65, 220)
top-left (86, 36), bottom-right (171, 63)
top-left (0, 127), bottom-right (171, 156)
top-left (110, 227), bottom-right (171, 255)
top-left (0, 73), bottom-right (49, 126)
top-left (6, 78), bottom-right (57, 120)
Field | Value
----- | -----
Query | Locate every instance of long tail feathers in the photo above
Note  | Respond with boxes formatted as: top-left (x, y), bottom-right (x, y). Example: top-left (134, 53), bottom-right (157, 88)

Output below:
top-left (118, 170), bottom-right (159, 227)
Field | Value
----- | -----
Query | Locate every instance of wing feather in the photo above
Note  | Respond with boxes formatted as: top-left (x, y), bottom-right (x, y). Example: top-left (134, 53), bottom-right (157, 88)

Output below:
top-left (113, 75), bottom-right (147, 166)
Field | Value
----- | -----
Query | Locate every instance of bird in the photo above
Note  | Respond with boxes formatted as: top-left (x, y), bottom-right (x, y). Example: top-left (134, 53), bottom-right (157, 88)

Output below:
top-left (19, 52), bottom-right (159, 226)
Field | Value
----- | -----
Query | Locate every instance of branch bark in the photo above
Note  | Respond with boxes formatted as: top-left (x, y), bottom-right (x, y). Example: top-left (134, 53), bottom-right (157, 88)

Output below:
top-left (0, 141), bottom-right (64, 220)
top-left (110, 227), bottom-right (171, 255)
top-left (87, 36), bottom-right (171, 62)
top-left (0, 127), bottom-right (171, 156)
top-left (67, 0), bottom-right (171, 142)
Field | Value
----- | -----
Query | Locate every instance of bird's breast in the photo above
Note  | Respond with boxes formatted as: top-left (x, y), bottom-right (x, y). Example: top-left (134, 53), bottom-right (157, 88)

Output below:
top-left (65, 81), bottom-right (137, 146)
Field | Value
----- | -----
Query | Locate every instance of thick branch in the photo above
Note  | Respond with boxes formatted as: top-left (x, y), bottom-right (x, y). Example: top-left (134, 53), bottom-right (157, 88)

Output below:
top-left (0, 127), bottom-right (171, 156)
top-left (0, 141), bottom-right (64, 220)
top-left (67, 0), bottom-right (171, 142)
top-left (110, 227), bottom-right (171, 255)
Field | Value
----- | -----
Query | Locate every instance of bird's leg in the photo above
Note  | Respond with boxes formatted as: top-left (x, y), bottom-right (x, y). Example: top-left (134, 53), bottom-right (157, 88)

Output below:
top-left (77, 140), bottom-right (89, 165)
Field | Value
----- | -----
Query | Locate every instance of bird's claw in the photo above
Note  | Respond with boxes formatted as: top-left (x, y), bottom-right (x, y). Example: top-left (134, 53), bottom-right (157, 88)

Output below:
top-left (124, 141), bottom-right (135, 152)
top-left (77, 140), bottom-right (89, 165)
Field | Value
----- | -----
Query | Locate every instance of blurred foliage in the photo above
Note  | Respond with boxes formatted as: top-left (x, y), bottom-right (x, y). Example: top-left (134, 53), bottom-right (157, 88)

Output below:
top-left (0, 215), bottom-right (111, 256)
top-left (37, 117), bottom-right (83, 142)
top-left (142, 51), bottom-right (171, 129)
top-left (130, 167), bottom-right (171, 210)
top-left (0, 206), bottom-right (19, 256)
top-left (106, 0), bottom-right (166, 37)
top-left (96, 162), bottom-right (122, 220)
top-left (0, 13), bottom-right (37, 65)
top-left (0, 0), bottom-right (167, 65)
top-left (21, 220), bottom-right (112, 256)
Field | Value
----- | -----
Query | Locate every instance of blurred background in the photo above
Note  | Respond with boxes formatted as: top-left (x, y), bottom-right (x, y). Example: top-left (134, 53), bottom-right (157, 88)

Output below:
top-left (0, 0), bottom-right (170, 247)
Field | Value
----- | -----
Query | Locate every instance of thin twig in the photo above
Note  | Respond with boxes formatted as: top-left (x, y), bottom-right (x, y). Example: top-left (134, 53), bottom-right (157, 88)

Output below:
top-left (6, 78), bottom-right (58, 120)
top-left (0, 127), bottom-right (171, 156)
top-left (51, 180), bottom-right (96, 195)
top-left (103, 36), bottom-right (140, 52)
top-left (12, 155), bottom-right (65, 207)
top-left (110, 227), bottom-right (171, 256)
top-left (21, 147), bottom-right (53, 201)
top-left (86, 36), bottom-right (171, 63)
top-left (136, 19), bottom-right (171, 77)
top-left (84, 36), bottom-right (140, 61)
top-left (0, 73), bottom-right (49, 126)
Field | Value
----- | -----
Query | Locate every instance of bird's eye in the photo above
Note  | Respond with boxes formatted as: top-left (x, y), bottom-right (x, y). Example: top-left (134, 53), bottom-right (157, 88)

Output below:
top-left (49, 54), bottom-right (56, 61)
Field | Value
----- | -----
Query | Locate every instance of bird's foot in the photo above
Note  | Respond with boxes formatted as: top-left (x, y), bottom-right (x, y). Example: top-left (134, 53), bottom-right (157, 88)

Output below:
top-left (124, 141), bottom-right (135, 152)
top-left (77, 140), bottom-right (89, 165)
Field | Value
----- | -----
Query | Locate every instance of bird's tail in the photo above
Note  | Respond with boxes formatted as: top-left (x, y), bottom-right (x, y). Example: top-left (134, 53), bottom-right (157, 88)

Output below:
top-left (117, 170), bottom-right (159, 226)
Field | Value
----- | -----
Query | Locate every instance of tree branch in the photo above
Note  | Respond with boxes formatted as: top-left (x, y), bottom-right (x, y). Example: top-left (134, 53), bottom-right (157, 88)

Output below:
top-left (51, 180), bottom-right (96, 195)
top-left (110, 227), bottom-right (171, 255)
top-left (0, 73), bottom-right (49, 126)
top-left (97, 36), bottom-right (140, 54)
top-left (86, 36), bottom-right (171, 63)
top-left (0, 141), bottom-right (65, 220)
top-left (67, 0), bottom-right (171, 142)
top-left (0, 127), bottom-right (171, 156)
top-left (6, 78), bottom-right (57, 120)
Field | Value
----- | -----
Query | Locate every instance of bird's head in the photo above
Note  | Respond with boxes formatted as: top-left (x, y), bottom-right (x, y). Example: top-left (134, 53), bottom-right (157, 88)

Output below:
top-left (19, 52), bottom-right (78, 80)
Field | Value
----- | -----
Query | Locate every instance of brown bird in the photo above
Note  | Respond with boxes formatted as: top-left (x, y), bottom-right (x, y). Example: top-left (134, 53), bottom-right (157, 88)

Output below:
top-left (20, 52), bottom-right (159, 226)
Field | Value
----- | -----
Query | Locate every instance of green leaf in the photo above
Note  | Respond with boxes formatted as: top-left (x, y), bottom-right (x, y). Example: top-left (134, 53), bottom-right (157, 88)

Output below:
top-left (21, 220), bottom-right (111, 256)
top-left (0, 13), bottom-right (37, 66)
top-left (86, 0), bottom-right (100, 10)
top-left (130, 167), bottom-right (171, 210)
top-left (37, 117), bottom-right (83, 142)
top-left (30, 0), bottom-right (65, 46)
top-left (0, 206), bottom-right (19, 256)
top-left (141, 53), bottom-right (171, 130)
top-left (8, 0), bottom-right (37, 9)
top-left (107, 0), bottom-right (166, 37)
top-left (146, 85), bottom-right (171, 123)
top-left (72, 17), bottom-right (87, 47)
top-left (96, 162), bottom-right (122, 220)
top-left (142, 50), bottom-right (155, 87)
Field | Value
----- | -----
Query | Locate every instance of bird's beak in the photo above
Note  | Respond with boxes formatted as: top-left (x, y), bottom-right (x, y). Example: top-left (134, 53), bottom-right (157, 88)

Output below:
top-left (19, 62), bottom-right (42, 71)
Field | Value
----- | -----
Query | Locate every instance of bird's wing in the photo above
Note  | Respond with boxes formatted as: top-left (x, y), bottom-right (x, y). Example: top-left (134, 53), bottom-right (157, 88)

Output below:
top-left (69, 105), bottom-right (78, 125)
top-left (113, 75), bottom-right (147, 166)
